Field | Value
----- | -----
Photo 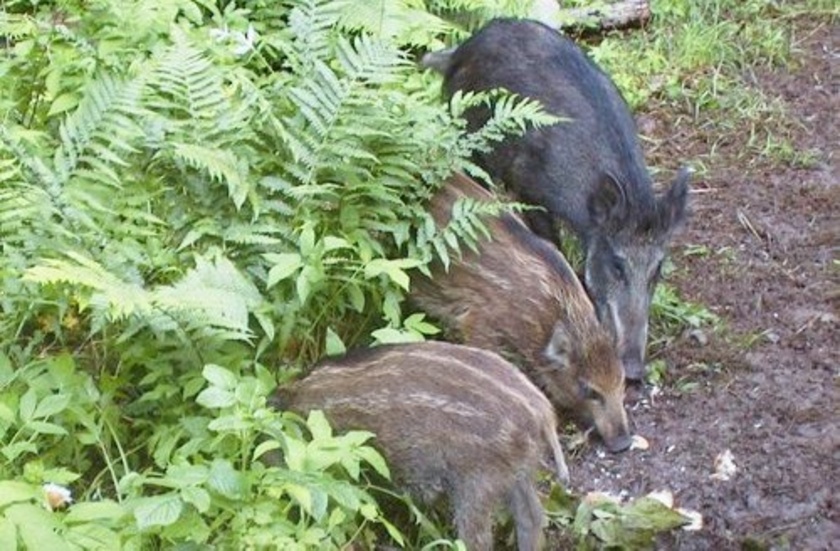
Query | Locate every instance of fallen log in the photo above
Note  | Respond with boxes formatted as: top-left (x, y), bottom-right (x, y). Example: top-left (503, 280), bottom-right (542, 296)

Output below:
top-left (530, 0), bottom-right (652, 32)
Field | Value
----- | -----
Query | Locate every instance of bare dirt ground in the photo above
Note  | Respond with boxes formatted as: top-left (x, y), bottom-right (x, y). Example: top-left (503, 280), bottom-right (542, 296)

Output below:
top-left (566, 15), bottom-right (839, 550)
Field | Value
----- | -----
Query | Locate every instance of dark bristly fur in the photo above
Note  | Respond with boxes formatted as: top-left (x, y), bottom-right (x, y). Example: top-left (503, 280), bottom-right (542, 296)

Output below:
top-left (411, 173), bottom-right (630, 453)
top-left (275, 341), bottom-right (569, 551)
top-left (423, 19), bottom-right (690, 380)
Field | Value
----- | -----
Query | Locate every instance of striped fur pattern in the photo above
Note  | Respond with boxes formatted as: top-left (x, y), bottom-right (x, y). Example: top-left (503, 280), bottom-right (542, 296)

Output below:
top-left (274, 341), bottom-right (568, 551)
top-left (411, 173), bottom-right (630, 452)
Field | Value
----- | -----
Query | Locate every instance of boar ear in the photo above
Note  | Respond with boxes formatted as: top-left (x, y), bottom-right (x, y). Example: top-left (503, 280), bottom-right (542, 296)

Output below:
top-left (544, 324), bottom-right (571, 368)
top-left (588, 173), bottom-right (627, 230)
top-left (659, 166), bottom-right (691, 234)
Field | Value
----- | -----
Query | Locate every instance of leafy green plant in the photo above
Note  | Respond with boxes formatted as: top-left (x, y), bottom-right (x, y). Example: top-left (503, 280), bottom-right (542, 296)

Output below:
top-left (545, 483), bottom-right (696, 549)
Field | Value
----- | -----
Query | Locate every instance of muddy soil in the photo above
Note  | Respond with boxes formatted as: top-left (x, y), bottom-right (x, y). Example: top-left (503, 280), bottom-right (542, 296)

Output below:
top-left (562, 15), bottom-right (839, 551)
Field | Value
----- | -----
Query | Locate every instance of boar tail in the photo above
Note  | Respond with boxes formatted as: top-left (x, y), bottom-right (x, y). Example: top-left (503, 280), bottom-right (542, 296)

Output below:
top-left (545, 423), bottom-right (570, 486)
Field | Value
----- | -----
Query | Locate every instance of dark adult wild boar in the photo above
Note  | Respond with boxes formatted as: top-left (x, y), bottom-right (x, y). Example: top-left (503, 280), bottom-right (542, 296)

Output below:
top-left (423, 19), bottom-right (690, 380)
top-left (411, 173), bottom-right (631, 453)
top-left (273, 342), bottom-right (569, 551)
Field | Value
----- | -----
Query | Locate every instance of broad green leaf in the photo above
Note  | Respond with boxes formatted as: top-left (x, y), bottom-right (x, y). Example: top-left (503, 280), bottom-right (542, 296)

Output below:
top-left (306, 410), bottom-right (332, 441)
top-left (0, 481), bottom-right (38, 507)
top-left (322, 236), bottom-right (350, 251)
top-left (207, 414), bottom-right (249, 432)
top-left (164, 465), bottom-right (208, 487)
top-left (133, 494), bottom-right (183, 530)
top-left (371, 327), bottom-right (424, 345)
top-left (65, 522), bottom-right (120, 550)
top-left (253, 440), bottom-right (281, 461)
top-left (64, 500), bottom-right (126, 523)
top-left (0, 353), bottom-right (13, 386)
top-left (5, 503), bottom-right (69, 551)
top-left (195, 387), bottom-right (235, 409)
top-left (207, 459), bottom-right (246, 500)
top-left (26, 421), bottom-right (68, 435)
top-left (33, 394), bottom-right (72, 419)
top-left (0, 516), bottom-right (16, 551)
top-left (18, 388), bottom-right (37, 422)
top-left (47, 93), bottom-right (79, 117)
top-left (266, 253), bottom-right (303, 288)
top-left (324, 327), bottom-right (346, 356)
top-left (356, 446), bottom-right (390, 480)
top-left (299, 224), bottom-right (316, 257)
top-left (180, 486), bottom-right (211, 513)
top-left (202, 364), bottom-right (237, 390)
top-left (284, 437), bottom-right (306, 472)
top-left (284, 483), bottom-right (312, 515)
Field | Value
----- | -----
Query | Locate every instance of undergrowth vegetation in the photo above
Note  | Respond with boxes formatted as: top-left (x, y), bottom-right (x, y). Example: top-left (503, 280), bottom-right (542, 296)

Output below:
top-left (0, 0), bottom-right (827, 548)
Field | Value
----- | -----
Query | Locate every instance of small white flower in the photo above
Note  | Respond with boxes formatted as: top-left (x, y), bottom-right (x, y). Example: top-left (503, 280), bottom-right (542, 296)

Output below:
top-left (209, 25), bottom-right (230, 42)
top-left (43, 483), bottom-right (73, 511)
top-left (210, 24), bottom-right (258, 57)
top-left (231, 24), bottom-right (258, 56)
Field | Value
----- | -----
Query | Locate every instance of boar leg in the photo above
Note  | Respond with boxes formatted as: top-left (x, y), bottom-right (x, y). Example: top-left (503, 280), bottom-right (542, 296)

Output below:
top-left (509, 473), bottom-right (545, 551)
top-left (452, 476), bottom-right (500, 551)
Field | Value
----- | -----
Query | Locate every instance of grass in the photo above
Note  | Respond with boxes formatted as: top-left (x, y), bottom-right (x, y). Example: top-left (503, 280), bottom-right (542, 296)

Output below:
top-left (584, 0), bottom-right (836, 166)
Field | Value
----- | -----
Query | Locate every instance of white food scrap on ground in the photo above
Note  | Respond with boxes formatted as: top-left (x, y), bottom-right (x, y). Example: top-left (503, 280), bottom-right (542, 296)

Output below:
top-left (630, 434), bottom-right (650, 451)
top-left (710, 449), bottom-right (737, 481)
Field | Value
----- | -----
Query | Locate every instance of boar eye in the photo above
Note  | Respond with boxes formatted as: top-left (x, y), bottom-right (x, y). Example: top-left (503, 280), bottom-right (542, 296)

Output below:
top-left (610, 256), bottom-right (627, 281)
top-left (579, 382), bottom-right (604, 403)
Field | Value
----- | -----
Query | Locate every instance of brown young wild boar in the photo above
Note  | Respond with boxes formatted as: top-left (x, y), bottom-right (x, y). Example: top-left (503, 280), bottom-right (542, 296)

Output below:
top-left (411, 173), bottom-right (631, 453)
top-left (272, 341), bottom-right (569, 551)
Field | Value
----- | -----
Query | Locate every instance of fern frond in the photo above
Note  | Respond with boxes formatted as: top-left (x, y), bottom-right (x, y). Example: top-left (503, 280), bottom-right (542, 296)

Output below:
top-left (153, 256), bottom-right (262, 340)
top-left (171, 143), bottom-right (249, 208)
top-left (54, 73), bottom-right (145, 188)
top-left (24, 251), bottom-right (153, 321)
top-left (287, 0), bottom-right (343, 72)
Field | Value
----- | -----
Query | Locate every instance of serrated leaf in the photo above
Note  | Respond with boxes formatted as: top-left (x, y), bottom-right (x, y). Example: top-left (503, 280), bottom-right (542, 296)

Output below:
top-left (306, 410), bottom-right (332, 441)
top-left (371, 327), bottom-right (424, 345)
top-left (284, 483), bottom-right (312, 515)
top-left (207, 459), bottom-right (246, 500)
top-left (64, 522), bottom-right (120, 550)
top-left (202, 364), bottom-right (237, 390)
top-left (207, 414), bottom-right (249, 432)
top-left (283, 437), bottom-right (306, 471)
top-left (253, 440), bottom-right (281, 461)
top-left (180, 487), bottom-right (211, 513)
top-left (164, 465), bottom-right (208, 487)
top-left (133, 494), bottom-right (183, 529)
top-left (356, 446), bottom-right (390, 480)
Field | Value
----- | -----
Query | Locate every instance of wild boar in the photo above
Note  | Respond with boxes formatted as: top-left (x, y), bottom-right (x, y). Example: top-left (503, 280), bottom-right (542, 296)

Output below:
top-left (423, 19), bottom-right (690, 380)
top-left (411, 172), bottom-right (631, 452)
top-left (273, 341), bottom-right (569, 551)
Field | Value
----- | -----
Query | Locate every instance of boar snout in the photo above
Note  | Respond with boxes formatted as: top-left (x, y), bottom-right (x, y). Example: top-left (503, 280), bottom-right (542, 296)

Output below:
top-left (603, 432), bottom-right (632, 453)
